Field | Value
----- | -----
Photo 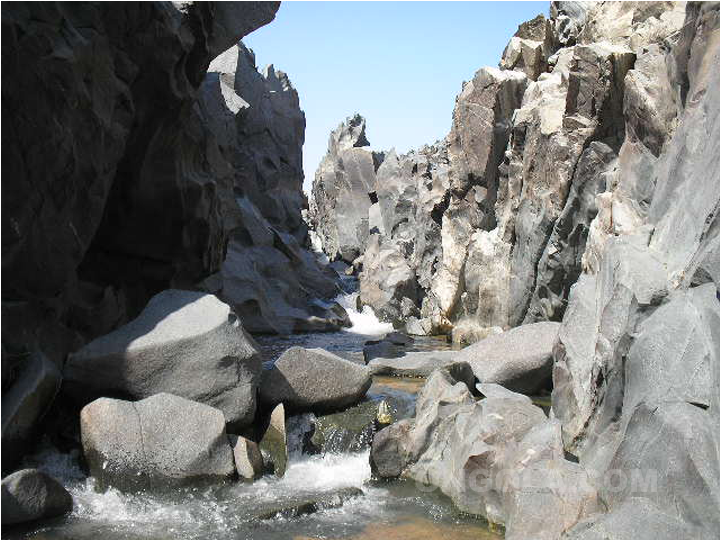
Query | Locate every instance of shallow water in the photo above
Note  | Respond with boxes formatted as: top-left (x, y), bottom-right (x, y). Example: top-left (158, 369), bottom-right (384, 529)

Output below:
top-left (4, 293), bottom-right (499, 540)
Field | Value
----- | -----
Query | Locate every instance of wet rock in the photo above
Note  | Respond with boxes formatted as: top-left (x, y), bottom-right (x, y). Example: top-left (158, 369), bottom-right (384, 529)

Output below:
top-left (370, 419), bottom-right (414, 478)
top-left (229, 435), bottom-right (263, 482)
top-left (80, 393), bottom-right (235, 491)
top-left (310, 400), bottom-right (380, 454)
top-left (259, 403), bottom-right (288, 478)
top-left (65, 290), bottom-right (263, 430)
top-left (1, 352), bottom-right (61, 471)
top-left (362, 332), bottom-right (413, 363)
top-left (254, 487), bottom-right (363, 520)
top-left (456, 322), bottom-right (560, 394)
top-left (1, 469), bottom-right (72, 526)
top-left (363, 340), bottom-right (403, 363)
top-left (259, 347), bottom-right (371, 413)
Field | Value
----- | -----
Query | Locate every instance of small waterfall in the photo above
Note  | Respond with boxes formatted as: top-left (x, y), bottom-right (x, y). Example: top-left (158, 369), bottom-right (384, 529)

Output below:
top-left (335, 292), bottom-right (394, 336)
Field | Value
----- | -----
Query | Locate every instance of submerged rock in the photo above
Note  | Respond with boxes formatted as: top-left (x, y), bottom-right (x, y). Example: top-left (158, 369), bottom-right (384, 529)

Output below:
top-left (259, 347), bottom-right (371, 413)
top-left (65, 290), bottom-right (263, 430)
top-left (80, 393), bottom-right (235, 491)
top-left (456, 321), bottom-right (560, 395)
top-left (1, 469), bottom-right (72, 526)
top-left (254, 487), bottom-right (364, 520)
top-left (259, 403), bottom-right (289, 478)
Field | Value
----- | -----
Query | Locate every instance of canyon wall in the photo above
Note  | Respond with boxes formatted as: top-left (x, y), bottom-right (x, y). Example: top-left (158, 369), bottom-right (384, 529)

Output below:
top-left (310, 1), bottom-right (712, 344)
top-left (1, 1), bottom-right (344, 468)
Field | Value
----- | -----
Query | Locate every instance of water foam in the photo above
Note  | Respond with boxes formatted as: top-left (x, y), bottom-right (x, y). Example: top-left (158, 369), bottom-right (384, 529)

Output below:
top-left (336, 292), bottom-right (394, 335)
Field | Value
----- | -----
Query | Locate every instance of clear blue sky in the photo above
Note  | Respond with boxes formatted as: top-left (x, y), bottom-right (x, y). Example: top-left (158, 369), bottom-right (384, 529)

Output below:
top-left (243, 1), bottom-right (548, 193)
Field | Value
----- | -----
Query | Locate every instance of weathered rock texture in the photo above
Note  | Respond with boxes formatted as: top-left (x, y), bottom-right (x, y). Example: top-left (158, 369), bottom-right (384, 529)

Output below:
top-left (310, 1), bottom-right (698, 344)
top-left (199, 43), bottom-right (347, 334)
top-left (1, 469), bottom-right (73, 526)
top-left (80, 393), bottom-right (236, 491)
top-left (259, 347), bottom-right (372, 413)
top-left (2, 1), bottom-right (348, 465)
top-left (342, 2), bottom-right (720, 539)
top-left (64, 290), bottom-right (263, 430)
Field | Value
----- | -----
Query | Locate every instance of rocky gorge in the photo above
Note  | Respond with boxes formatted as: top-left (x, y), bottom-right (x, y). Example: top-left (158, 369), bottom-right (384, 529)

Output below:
top-left (2, 2), bottom-right (719, 540)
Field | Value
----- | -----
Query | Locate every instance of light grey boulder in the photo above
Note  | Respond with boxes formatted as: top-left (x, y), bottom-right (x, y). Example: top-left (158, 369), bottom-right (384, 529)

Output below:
top-left (565, 497), bottom-right (713, 540)
top-left (1, 469), bottom-right (72, 526)
top-left (65, 290), bottom-right (263, 430)
top-left (259, 347), bottom-right (371, 413)
top-left (229, 435), bottom-right (263, 482)
top-left (259, 403), bottom-right (288, 478)
top-left (456, 322), bottom-right (560, 394)
top-left (1, 352), bottom-right (61, 471)
top-left (80, 393), bottom-right (235, 491)
top-left (367, 350), bottom-right (458, 378)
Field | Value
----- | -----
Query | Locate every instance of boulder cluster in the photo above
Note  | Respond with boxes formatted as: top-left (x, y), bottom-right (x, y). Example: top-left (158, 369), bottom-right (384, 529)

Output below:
top-left (0, 1), bottom-right (365, 527)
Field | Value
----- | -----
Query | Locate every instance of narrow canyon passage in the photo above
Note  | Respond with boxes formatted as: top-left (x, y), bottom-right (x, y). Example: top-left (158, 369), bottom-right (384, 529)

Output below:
top-left (2, 2), bottom-right (719, 540)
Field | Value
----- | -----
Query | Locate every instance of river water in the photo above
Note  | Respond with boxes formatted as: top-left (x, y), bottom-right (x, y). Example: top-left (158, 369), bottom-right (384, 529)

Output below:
top-left (5, 294), bottom-right (499, 540)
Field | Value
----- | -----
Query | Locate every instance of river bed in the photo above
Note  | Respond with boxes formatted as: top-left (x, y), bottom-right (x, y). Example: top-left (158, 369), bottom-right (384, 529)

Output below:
top-left (4, 296), bottom-right (499, 540)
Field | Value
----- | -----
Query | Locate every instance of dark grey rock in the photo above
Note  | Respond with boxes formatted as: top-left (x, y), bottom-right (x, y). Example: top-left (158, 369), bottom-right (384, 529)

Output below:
top-left (1, 352), bottom-right (61, 471)
top-left (254, 487), bottom-right (363, 520)
top-left (1, 469), bottom-right (72, 526)
top-left (369, 419), bottom-right (414, 478)
top-left (65, 290), bottom-right (263, 430)
top-left (259, 347), bottom-right (371, 413)
top-left (80, 393), bottom-right (235, 492)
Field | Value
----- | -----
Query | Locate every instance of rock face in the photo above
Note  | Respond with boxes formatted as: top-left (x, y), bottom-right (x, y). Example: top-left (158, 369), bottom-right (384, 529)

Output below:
top-left (80, 393), bottom-right (235, 491)
top-left (355, 3), bottom-right (720, 539)
top-left (1, 1), bottom-right (279, 365)
top-left (310, 2), bottom-right (692, 343)
top-left (2, 1), bottom-right (349, 462)
top-left (260, 347), bottom-right (372, 413)
top-left (65, 290), bottom-right (263, 430)
top-left (310, 115), bottom-right (385, 263)
top-left (1, 469), bottom-right (73, 526)
top-left (456, 321), bottom-right (560, 394)
top-left (200, 43), bottom-right (347, 334)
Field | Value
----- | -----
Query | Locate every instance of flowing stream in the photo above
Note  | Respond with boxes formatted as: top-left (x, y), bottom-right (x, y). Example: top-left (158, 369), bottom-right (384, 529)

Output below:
top-left (6, 294), bottom-right (499, 540)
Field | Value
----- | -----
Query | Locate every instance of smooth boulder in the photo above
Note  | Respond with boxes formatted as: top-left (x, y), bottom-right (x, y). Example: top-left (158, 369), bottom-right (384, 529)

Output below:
top-left (457, 322), bottom-right (560, 394)
top-left (65, 290), bottom-right (263, 430)
top-left (367, 350), bottom-right (458, 378)
top-left (229, 435), bottom-right (263, 482)
top-left (1, 469), bottom-right (72, 526)
top-left (259, 347), bottom-right (371, 412)
top-left (80, 393), bottom-right (235, 491)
